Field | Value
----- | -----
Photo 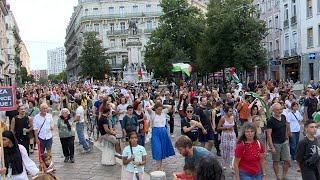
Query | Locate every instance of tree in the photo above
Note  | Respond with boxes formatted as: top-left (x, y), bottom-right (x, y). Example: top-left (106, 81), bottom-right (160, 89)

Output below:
top-left (79, 32), bottom-right (111, 80)
top-left (144, 0), bottom-right (205, 78)
top-left (38, 77), bottom-right (48, 85)
top-left (48, 71), bottom-right (68, 84)
top-left (198, 0), bottom-right (267, 73)
top-left (20, 67), bottom-right (34, 84)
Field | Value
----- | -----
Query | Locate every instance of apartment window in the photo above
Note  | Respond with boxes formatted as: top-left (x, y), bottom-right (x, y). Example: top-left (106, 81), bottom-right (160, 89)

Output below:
top-left (318, 25), bottom-right (320, 45)
top-left (284, 4), bottom-right (288, 20)
top-left (318, 0), bottom-right (320, 13)
top-left (268, 19), bottom-right (272, 32)
top-left (94, 24), bottom-right (100, 34)
top-left (285, 35), bottom-right (290, 50)
top-left (292, 32), bottom-right (297, 49)
top-left (146, 5), bottom-right (152, 14)
top-left (275, 15), bottom-right (279, 28)
top-left (268, 0), bottom-right (272, 9)
top-left (110, 23), bottom-right (114, 33)
top-left (307, 27), bottom-right (313, 47)
top-left (110, 39), bottom-right (116, 48)
top-left (84, 9), bottom-right (88, 16)
top-left (120, 6), bottom-right (125, 17)
top-left (292, 0), bottom-right (296, 16)
top-left (157, 4), bottom-right (162, 12)
top-left (269, 41), bottom-right (273, 51)
top-left (132, 5), bottom-right (138, 14)
top-left (261, 0), bottom-right (265, 13)
top-left (111, 56), bottom-right (116, 65)
top-left (93, 8), bottom-right (99, 16)
top-left (307, 0), bottom-right (313, 18)
top-left (85, 24), bottom-right (91, 31)
top-left (121, 39), bottom-right (126, 47)
top-left (109, 7), bottom-right (115, 15)
top-left (120, 22), bottom-right (126, 33)
top-left (275, 39), bottom-right (280, 50)
top-left (147, 21), bottom-right (152, 31)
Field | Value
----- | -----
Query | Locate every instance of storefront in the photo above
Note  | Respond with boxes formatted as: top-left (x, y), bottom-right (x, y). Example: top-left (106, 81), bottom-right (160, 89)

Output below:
top-left (301, 52), bottom-right (320, 84)
top-left (281, 56), bottom-right (301, 83)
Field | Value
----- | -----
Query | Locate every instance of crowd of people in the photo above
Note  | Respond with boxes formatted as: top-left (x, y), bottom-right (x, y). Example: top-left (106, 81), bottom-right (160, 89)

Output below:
top-left (1, 78), bottom-right (320, 179)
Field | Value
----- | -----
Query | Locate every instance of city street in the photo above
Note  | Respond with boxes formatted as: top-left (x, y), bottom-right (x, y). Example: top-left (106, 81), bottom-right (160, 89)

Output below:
top-left (28, 113), bottom-right (303, 180)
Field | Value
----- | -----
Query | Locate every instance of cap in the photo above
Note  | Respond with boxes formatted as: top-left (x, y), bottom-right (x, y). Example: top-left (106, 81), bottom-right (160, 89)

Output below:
top-left (307, 85), bottom-right (312, 88)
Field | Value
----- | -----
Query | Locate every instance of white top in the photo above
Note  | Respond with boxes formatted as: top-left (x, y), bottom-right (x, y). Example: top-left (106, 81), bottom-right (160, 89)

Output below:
top-left (117, 104), bottom-right (128, 121)
top-left (269, 93), bottom-right (279, 102)
top-left (150, 109), bottom-right (169, 128)
top-left (76, 105), bottom-right (85, 123)
top-left (287, 111), bottom-right (303, 132)
top-left (285, 100), bottom-right (292, 109)
top-left (33, 113), bottom-right (54, 140)
top-left (0, 145), bottom-right (39, 180)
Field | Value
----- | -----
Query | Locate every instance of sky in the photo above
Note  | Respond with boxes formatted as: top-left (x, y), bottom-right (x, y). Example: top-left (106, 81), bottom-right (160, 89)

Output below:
top-left (7, 0), bottom-right (78, 70)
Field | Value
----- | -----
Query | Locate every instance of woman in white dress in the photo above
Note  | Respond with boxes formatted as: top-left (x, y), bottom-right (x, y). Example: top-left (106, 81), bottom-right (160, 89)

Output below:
top-left (0, 130), bottom-right (39, 179)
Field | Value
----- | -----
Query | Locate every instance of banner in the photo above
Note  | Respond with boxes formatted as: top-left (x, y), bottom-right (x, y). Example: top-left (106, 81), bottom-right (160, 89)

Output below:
top-left (0, 86), bottom-right (17, 111)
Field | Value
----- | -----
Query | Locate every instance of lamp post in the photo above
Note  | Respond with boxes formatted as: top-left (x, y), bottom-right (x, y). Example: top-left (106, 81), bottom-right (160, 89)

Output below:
top-left (254, 65), bottom-right (258, 85)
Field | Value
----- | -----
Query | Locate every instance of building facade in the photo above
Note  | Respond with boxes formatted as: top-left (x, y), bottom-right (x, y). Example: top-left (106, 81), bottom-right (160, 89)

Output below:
top-left (32, 70), bottom-right (48, 82)
top-left (19, 42), bottom-right (30, 75)
top-left (47, 47), bottom-right (66, 75)
top-left (0, 0), bottom-right (9, 86)
top-left (300, 0), bottom-right (320, 84)
top-left (65, 0), bottom-right (163, 82)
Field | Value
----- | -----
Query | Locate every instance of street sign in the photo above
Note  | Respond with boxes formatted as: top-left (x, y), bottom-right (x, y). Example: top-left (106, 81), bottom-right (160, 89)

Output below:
top-left (308, 53), bottom-right (316, 59)
top-left (0, 86), bottom-right (16, 111)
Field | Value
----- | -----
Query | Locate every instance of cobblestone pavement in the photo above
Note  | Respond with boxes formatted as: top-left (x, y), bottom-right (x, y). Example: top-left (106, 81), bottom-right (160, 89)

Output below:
top-left (28, 114), bottom-right (303, 180)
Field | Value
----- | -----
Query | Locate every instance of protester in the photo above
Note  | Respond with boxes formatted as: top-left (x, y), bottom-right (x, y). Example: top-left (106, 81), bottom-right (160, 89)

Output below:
top-left (133, 100), bottom-right (147, 146)
top-left (195, 156), bottom-right (225, 180)
top-left (287, 102), bottom-right (302, 162)
top-left (74, 98), bottom-right (91, 153)
top-left (26, 100), bottom-right (40, 154)
top-left (123, 105), bottom-right (139, 139)
top-left (173, 163), bottom-right (195, 180)
top-left (234, 123), bottom-right (266, 180)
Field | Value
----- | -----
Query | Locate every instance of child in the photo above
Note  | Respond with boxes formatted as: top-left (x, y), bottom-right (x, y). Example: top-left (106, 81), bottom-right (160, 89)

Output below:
top-left (39, 153), bottom-right (55, 173)
top-left (173, 163), bottom-right (195, 180)
top-left (122, 131), bottom-right (147, 180)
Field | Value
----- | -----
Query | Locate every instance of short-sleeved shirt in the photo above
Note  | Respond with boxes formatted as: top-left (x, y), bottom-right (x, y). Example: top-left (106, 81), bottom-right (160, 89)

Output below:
top-left (123, 115), bottom-right (138, 133)
top-left (98, 115), bottom-right (112, 136)
top-left (76, 106), bottom-right (84, 123)
top-left (26, 108), bottom-right (40, 118)
top-left (57, 117), bottom-right (75, 138)
top-left (314, 112), bottom-right (320, 123)
top-left (94, 101), bottom-right (103, 115)
top-left (296, 137), bottom-right (319, 167)
top-left (237, 101), bottom-right (249, 119)
top-left (185, 146), bottom-right (214, 166)
top-left (33, 113), bottom-right (54, 140)
top-left (181, 116), bottom-right (200, 141)
top-left (122, 145), bottom-right (147, 173)
top-left (150, 109), bottom-right (169, 127)
top-left (235, 140), bottom-right (265, 175)
top-left (195, 106), bottom-right (212, 131)
top-left (267, 115), bottom-right (287, 144)
top-left (305, 97), bottom-right (318, 120)
top-left (117, 104), bottom-right (128, 121)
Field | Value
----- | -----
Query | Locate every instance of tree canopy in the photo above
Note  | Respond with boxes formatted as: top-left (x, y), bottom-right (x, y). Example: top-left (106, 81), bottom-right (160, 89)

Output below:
top-left (48, 70), bottom-right (67, 84)
top-left (79, 32), bottom-right (111, 80)
top-left (20, 67), bottom-right (34, 84)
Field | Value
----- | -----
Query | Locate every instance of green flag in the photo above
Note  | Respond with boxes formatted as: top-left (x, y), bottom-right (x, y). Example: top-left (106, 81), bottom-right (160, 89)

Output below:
top-left (245, 92), bottom-right (271, 119)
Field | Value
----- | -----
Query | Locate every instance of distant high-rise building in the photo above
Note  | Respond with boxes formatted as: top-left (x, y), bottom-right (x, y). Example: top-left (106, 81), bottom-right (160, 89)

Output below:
top-left (47, 47), bottom-right (66, 75)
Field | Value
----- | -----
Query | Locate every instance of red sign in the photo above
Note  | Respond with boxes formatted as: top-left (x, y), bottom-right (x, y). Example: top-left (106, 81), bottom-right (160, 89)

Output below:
top-left (0, 86), bottom-right (17, 111)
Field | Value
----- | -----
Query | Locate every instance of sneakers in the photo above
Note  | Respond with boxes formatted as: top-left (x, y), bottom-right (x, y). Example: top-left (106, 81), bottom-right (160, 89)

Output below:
top-left (114, 152), bottom-right (123, 159)
top-left (64, 157), bottom-right (70, 163)
top-left (70, 157), bottom-right (75, 163)
top-left (81, 148), bottom-right (91, 153)
top-left (170, 134), bottom-right (175, 138)
top-left (216, 151), bottom-right (221, 157)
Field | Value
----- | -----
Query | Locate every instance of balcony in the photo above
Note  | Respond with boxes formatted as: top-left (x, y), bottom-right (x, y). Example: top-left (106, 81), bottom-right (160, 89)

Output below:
top-left (291, 48), bottom-right (297, 56)
top-left (284, 50), bottom-right (289, 57)
top-left (283, 20), bottom-right (289, 28)
top-left (110, 63), bottom-right (122, 69)
top-left (268, 51), bottom-right (274, 60)
top-left (81, 12), bottom-right (163, 22)
top-left (106, 29), bottom-right (143, 36)
top-left (273, 49), bottom-right (280, 58)
top-left (290, 16), bottom-right (297, 25)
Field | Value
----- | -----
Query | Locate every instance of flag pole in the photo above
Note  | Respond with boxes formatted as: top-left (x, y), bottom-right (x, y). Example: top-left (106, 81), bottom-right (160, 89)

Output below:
top-left (0, 121), bottom-right (6, 180)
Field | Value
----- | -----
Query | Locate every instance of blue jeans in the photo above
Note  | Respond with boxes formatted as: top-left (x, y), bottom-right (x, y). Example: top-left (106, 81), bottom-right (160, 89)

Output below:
top-left (289, 131), bottom-right (300, 160)
top-left (239, 170), bottom-right (262, 180)
top-left (138, 133), bottom-right (145, 146)
top-left (76, 122), bottom-right (90, 151)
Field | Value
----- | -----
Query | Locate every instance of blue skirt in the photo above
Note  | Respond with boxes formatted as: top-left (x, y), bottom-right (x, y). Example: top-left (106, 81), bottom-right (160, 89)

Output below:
top-left (151, 127), bottom-right (175, 160)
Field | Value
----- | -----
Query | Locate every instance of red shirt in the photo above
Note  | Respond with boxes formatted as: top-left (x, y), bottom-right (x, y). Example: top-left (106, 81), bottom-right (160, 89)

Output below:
top-left (175, 173), bottom-right (194, 180)
top-left (235, 140), bottom-right (265, 175)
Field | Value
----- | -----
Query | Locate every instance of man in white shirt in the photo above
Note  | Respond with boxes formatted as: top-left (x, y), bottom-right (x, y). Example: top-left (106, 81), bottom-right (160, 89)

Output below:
top-left (34, 104), bottom-right (54, 154)
top-left (50, 90), bottom-right (60, 114)
top-left (74, 99), bottom-right (91, 153)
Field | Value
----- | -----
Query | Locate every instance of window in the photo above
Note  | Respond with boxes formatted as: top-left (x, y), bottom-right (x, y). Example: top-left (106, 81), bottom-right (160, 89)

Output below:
top-left (318, 0), bottom-right (320, 13)
top-left (284, 4), bottom-right (288, 20)
top-left (93, 8), bottom-right (99, 16)
top-left (261, 0), bottom-right (265, 13)
top-left (292, 0), bottom-right (296, 16)
top-left (147, 21), bottom-right (152, 31)
top-left (275, 15), bottom-right (279, 28)
top-left (268, 0), bottom-right (272, 9)
top-left (120, 22), bottom-right (126, 33)
top-left (268, 19), bottom-right (272, 32)
top-left (110, 39), bottom-right (116, 48)
top-left (318, 25), bottom-right (320, 45)
top-left (111, 56), bottom-right (116, 65)
top-left (94, 24), bottom-right (99, 34)
top-left (275, 39), bottom-right (280, 50)
top-left (109, 7), bottom-right (114, 15)
top-left (85, 24), bottom-right (90, 31)
top-left (133, 5), bottom-right (138, 14)
top-left (84, 9), bottom-right (88, 16)
top-left (157, 4), bottom-right (162, 12)
top-left (307, 0), bottom-right (313, 18)
top-left (146, 4), bottom-right (151, 14)
top-left (121, 39), bottom-right (126, 47)
top-left (307, 27), bottom-right (313, 47)
top-left (269, 41), bottom-right (273, 51)
top-left (120, 6), bottom-right (125, 17)
top-left (285, 35), bottom-right (290, 50)
top-left (292, 32), bottom-right (297, 49)
top-left (110, 23), bottom-right (114, 33)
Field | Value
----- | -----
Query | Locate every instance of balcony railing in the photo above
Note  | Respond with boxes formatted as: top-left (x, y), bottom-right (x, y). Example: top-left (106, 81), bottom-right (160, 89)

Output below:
top-left (284, 50), bottom-right (289, 57)
top-left (290, 16), bottom-right (296, 25)
top-left (106, 29), bottom-right (143, 36)
top-left (81, 12), bottom-right (163, 22)
top-left (273, 49), bottom-right (280, 58)
top-left (291, 48), bottom-right (297, 56)
top-left (110, 64), bottom-right (122, 69)
top-left (283, 20), bottom-right (289, 28)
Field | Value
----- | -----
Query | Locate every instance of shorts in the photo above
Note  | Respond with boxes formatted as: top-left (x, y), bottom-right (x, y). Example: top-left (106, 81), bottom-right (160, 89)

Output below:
top-left (272, 140), bottom-right (290, 161)
top-left (39, 137), bottom-right (53, 154)
top-left (198, 131), bottom-right (214, 142)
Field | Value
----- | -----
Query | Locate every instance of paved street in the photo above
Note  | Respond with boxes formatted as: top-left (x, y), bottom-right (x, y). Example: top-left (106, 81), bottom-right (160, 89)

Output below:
top-left (28, 113), bottom-right (303, 180)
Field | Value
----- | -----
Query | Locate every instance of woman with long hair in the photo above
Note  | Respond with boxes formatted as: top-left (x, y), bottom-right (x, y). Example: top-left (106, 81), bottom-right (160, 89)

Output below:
top-left (0, 131), bottom-right (39, 179)
top-left (133, 100), bottom-right (147, 146)
top-left (178, 93), bottom-right (189, 119)
top-left (195, 156), bottom-right (225, 180)
top-left (234, 123), bottom-right (266, 180)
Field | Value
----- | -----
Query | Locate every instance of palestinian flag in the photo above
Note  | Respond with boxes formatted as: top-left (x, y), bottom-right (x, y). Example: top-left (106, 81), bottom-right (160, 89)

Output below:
top-left (245, 92), bottom-right (271, 119)
top-left (231, 68), bottom-right (240, 84)
top-left (138, 68), bottom-right (143, 81)
top-left (171, 63), bottom-right (192, 77)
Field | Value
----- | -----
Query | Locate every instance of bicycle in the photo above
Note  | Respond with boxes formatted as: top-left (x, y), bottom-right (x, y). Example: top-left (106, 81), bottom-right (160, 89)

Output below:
top-left (86, 108), bottom-right (99, 141)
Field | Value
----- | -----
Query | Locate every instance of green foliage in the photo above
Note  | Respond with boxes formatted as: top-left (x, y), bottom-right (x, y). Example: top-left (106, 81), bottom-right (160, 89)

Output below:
top-left (37, 77), bottom-right (48, 85)
top-left (197, 0), bottom-right (267, 73)
top-left (20, 67), bottom-right (34, 84)
top-left (79, 32), bottom-right (111, 80)
top-left (48, 70), bottom-right (67, 84)
top-left (144, 0), bottom-right (205, 78)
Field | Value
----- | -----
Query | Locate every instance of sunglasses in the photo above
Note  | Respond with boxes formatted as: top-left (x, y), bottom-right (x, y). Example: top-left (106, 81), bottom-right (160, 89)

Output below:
top-left (187, 111), bottom-right (193, 113)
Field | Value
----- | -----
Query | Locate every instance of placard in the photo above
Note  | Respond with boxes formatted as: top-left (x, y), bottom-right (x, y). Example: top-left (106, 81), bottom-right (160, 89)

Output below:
top-left (0, 86), bottom-right (16, 111)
